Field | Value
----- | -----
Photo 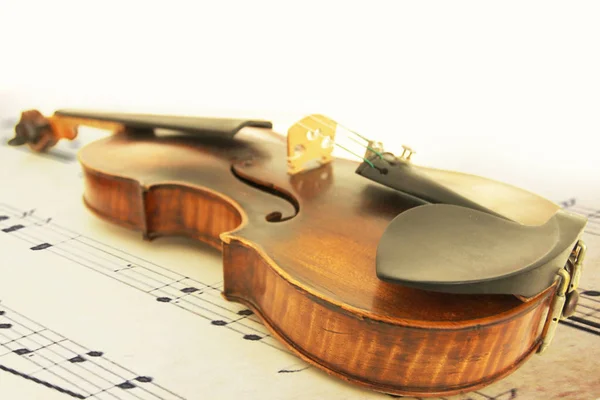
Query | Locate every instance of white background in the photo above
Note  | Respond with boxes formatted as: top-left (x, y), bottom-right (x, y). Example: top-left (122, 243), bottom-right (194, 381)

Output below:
top-left (0, 0), bottom-right (599, 201)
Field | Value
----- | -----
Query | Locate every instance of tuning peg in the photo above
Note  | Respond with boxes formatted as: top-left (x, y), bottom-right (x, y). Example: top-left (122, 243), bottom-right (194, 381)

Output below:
top-left (7, 129), bottom-right (28, 146)
top-left (398, 145), bottom-right (415, 161)
top-left (6, 111), bottom-right (56, 152)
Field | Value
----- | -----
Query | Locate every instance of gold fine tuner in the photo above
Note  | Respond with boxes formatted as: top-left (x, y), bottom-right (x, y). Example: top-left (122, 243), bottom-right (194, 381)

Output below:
top-left (399, 145), bottom-right (415, 161)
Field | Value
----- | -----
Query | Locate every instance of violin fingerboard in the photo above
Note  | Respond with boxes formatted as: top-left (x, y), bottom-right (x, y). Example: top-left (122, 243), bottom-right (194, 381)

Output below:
top-left (54, 109), bottom-right (273, 138)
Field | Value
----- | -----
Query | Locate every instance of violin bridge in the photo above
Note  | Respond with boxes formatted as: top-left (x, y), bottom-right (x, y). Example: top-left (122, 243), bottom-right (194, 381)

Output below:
top-left (287, 114), bottom-right (336, 175)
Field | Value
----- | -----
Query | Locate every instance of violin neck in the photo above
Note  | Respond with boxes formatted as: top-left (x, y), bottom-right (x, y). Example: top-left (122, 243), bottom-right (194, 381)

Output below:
top-left (9, 108), bottom-right (276, 153)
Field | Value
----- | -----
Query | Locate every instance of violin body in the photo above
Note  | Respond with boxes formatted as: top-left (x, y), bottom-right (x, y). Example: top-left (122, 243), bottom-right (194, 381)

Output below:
top-left (79, 129), bottom-right (551, 397)
top-left (10, 109), bottom-right (587, 397)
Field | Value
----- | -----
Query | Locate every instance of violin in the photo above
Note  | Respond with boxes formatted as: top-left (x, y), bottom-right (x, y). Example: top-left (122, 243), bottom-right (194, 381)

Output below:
top-left (9, 108), bottom-right (588, 397)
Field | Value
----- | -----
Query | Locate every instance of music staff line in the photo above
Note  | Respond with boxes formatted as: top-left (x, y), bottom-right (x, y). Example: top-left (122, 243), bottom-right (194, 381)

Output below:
top-left (0, 363), bottom-right (86, 400)
top-left (410, 388), bottom-right (517, 400)
top-left (0, 327), bottom-right (122, 400)
top-left (396, 388), bottom-right (517, 400)
top-left (0, 303), bottom-right (185, 399)
top-left (47, 247), bottom-right (263, 334)
top-left (0, 202), bottom-right (296, 358)
top-left (8, 227), bottom-right (275, 339)
top-left (0, 253), bottom-right (515, 400)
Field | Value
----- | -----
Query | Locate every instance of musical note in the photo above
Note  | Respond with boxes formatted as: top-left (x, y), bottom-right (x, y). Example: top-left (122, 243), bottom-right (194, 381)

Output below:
top-left (21, 209), bottom-right (35, 218)
top-left (180, 287), bottom-right (200, 294)
top-left (117, 381), bottom-right (136, 389)
top-left (156, 297), bottom-right (172, 303)
top-left (30, 243), bottom-right (52, 251)
top-left (559, 198), bottom-right (576, 208)
top-left (113, 263), bottom-right (135, 273)
top-left (68, 356), bottom-right (86, 363)
top-left (2, 224), bottom-right (25, 233)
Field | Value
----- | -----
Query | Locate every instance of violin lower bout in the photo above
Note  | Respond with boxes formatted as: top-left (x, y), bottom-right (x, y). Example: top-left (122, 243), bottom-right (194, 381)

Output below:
top-left (222, 239), bottom-right (553, 397)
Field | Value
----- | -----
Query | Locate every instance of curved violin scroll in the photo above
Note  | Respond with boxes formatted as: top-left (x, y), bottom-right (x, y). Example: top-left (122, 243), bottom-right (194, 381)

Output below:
top-left (8, 109), bottom-right (79, 152)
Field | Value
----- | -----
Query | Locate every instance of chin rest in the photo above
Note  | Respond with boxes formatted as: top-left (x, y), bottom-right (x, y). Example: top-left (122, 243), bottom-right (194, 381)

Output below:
top-left (376, 204), bottom-right (587, 297)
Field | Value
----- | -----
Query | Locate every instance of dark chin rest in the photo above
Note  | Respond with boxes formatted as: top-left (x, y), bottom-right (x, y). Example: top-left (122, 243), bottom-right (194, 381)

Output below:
top-left (376, 204), bottom-right (587, 297)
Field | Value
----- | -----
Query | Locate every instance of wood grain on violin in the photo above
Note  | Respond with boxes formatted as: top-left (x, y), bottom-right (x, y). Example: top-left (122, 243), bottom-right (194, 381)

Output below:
top-left (8, 109), bottom-right (588, 397)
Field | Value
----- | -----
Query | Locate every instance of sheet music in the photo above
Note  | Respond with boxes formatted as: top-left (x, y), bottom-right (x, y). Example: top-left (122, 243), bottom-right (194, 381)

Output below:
top-left (0, 125), bottom-right (598, 400)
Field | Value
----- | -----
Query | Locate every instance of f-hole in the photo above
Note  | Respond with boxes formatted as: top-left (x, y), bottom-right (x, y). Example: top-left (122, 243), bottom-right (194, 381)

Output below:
top-left (265, 212), bottom-right (283, 222)
top-left (230, 165), bottom-right (299, 223)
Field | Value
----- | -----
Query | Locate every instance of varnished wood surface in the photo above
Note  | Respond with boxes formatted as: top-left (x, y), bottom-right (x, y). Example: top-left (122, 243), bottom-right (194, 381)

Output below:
top-left (77, 128), bottom-right (558, 396)
top-left (223, 240), bottom-right (554, 395)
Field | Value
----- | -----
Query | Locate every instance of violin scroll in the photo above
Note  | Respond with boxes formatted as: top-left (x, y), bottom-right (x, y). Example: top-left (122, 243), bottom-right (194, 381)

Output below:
top-left (8, 110), bottom-right (62, 152)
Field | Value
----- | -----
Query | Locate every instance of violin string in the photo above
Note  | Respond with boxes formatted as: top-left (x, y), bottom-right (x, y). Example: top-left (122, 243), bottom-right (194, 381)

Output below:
top-left (294, 120), bottom-right (376, 168)
top-left (309, 115), bottom-right (371, 143)
top-left (306, 115), bottom-right (385, 160)
top-left (346, 135), bottom-right (384, 160)
top-left (335, 143), bottom-right (376, 168)
top-left (293, 118), bottom-right (383, 168)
